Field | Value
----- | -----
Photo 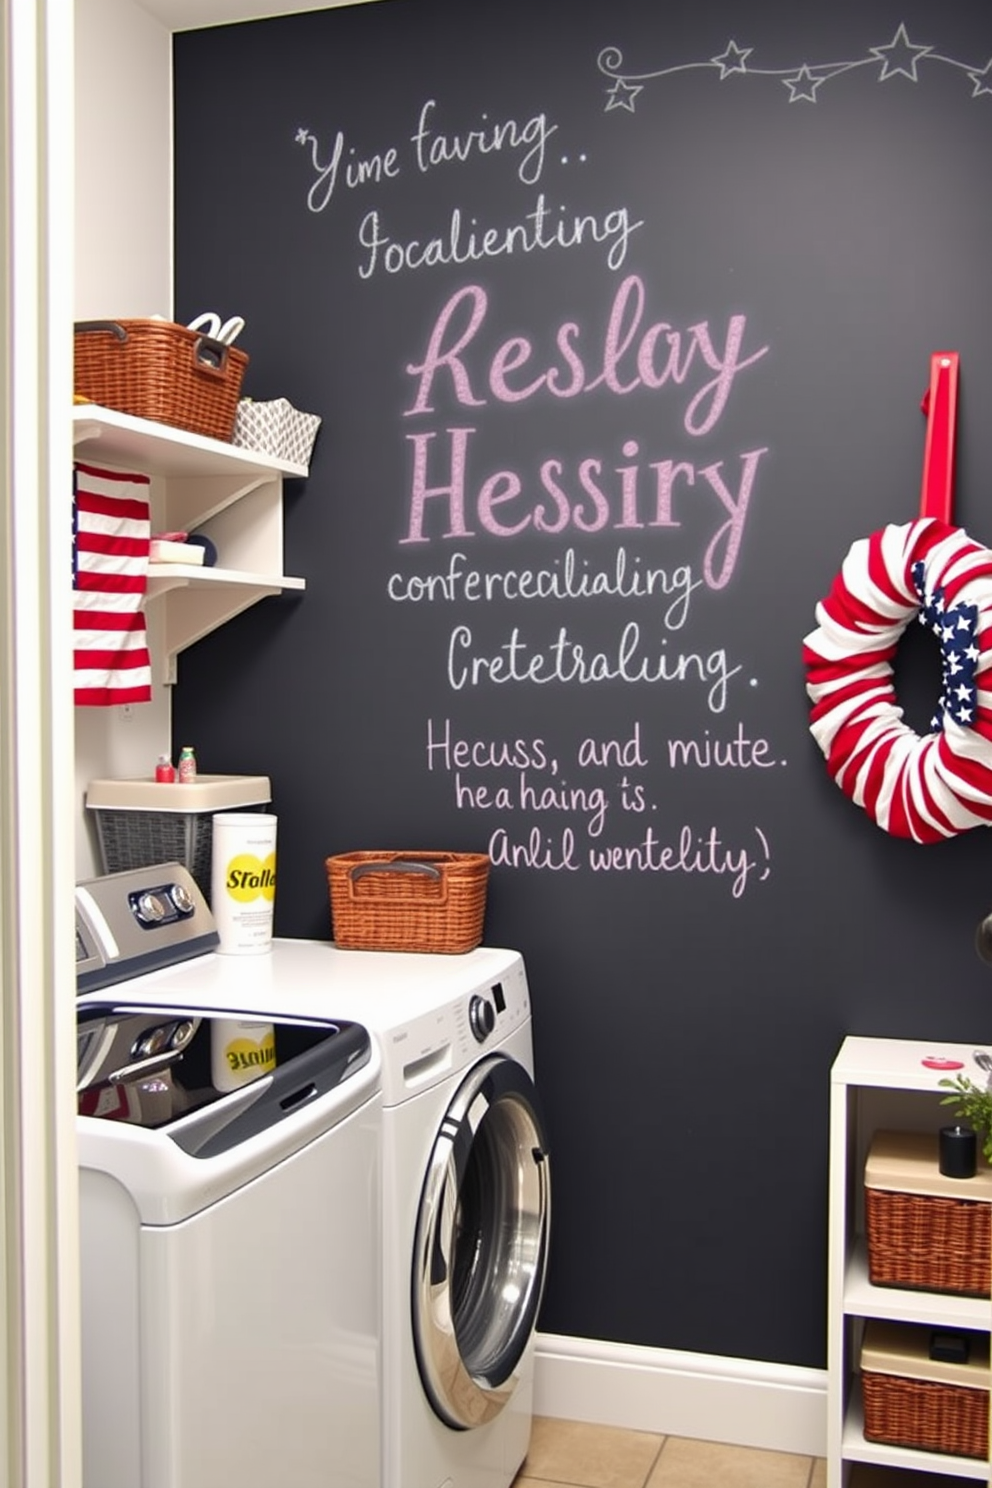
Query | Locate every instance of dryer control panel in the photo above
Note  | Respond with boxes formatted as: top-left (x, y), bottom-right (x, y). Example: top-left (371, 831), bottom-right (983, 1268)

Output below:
top-left (380, 954), bottom-right (530, 1107)
top-left (457, 964), bottom-right (529, 1053)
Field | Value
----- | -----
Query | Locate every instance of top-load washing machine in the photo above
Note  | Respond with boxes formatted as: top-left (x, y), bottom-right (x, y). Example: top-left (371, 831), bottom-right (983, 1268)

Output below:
top-left (95, 934), bottom-right (552, 1488)
top-left (75, 867), bottom-right (383, 1488)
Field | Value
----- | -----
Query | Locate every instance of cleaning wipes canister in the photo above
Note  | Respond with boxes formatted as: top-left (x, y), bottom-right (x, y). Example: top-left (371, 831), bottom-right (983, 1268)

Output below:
top-left (211, 811), bottom-right (277, 954)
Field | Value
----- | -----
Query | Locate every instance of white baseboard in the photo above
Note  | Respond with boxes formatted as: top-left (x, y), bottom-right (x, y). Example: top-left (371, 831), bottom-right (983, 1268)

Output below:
top-left (533, 1333), bottom-right (827, 1458)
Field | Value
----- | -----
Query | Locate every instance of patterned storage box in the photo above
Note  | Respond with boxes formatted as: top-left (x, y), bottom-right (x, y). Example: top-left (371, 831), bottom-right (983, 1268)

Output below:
top-left (232, 398), bottom-right (321, 468)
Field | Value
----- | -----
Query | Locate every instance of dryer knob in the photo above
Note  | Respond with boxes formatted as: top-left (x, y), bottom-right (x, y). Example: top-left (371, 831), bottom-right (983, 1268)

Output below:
top-left (468, 994), bottom-right (495, 1043)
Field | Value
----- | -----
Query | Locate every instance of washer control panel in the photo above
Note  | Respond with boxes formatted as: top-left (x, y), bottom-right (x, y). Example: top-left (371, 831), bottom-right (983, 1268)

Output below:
top-left (129, 880), bottom-right (197, 928)
top-left (75, 863), bottom-right (218, 995)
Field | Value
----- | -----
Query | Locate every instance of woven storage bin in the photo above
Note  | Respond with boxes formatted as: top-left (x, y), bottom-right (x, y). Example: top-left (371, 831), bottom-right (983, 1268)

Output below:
top-left (87, 775), bottom-right (270, 905)
top-left (861, 1319), bottom-right (990, 1460)
top-left (325, 851), bottom-right (489, 953)
top-left (94, 809), bottom-right (215, 900)
top-left (74, 320), bottom-right (248, 442)
top-left (864, 1131), bottom-right (992, 1297)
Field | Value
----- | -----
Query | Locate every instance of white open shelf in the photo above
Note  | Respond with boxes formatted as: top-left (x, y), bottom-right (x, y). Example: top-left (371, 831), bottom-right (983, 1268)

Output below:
top-left (828, 1036), bottom-right (992, 1488)
top-left (72, 405), bottom-right (308, 682)
top-left (72, 403), bottom-right (307, 479)
top-left (844, 1240), bottom-right (989, 1330)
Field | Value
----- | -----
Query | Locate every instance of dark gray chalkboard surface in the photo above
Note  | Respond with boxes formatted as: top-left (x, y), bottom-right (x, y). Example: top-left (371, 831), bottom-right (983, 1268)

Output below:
top-left (173, 0), bottom-right (992, 1367)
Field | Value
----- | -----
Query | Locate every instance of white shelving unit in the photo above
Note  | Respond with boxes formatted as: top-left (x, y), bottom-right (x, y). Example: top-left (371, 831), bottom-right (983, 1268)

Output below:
top-left (829, 1036), bottom-right (992, 1487)
top-left (72, 405), bottom-right (307, 683)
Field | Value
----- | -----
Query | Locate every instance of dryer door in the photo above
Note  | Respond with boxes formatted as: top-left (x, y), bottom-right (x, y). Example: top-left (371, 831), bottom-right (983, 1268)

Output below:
top-left (412, 1053), bottom-right (550, 1430)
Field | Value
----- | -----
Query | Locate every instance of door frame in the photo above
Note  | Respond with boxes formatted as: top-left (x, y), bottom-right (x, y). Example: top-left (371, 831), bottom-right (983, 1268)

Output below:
top-left (0, 3), bottom-right (81, 1484)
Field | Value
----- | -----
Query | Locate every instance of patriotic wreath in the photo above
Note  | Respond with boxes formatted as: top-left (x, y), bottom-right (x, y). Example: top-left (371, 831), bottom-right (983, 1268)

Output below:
top-left (803, 518), bottom-right (992, 842)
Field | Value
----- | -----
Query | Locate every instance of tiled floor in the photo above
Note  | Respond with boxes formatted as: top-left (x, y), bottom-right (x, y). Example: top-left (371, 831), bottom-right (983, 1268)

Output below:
top-left (513, 1417), bottom-right (969, 1488)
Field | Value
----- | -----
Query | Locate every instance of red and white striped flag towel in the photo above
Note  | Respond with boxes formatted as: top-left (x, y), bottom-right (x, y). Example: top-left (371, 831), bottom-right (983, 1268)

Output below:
top-left (72, 461), bottom-right (153, 706)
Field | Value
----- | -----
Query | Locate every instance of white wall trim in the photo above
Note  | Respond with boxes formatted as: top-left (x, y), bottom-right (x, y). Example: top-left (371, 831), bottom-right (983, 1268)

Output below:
top-left (534, 1333), bottom-right (827, 1458)
top-left (1, 3), bottom-right (81, 1485)
top-left (72, 0), bottom-right (176, 881)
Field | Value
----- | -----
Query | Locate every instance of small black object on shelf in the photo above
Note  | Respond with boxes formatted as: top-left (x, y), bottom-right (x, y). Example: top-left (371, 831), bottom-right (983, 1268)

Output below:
top-left (929, 1330), bottom-right (971, 1364)
top-left (938, 1123), bottom-right (977, 1179)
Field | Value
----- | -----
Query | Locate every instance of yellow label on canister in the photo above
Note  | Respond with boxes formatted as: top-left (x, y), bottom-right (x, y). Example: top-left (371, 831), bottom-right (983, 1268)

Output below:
top-left (211, 1019), bottom-right (276, 1092)
top-left (211, 813), bottom-right (278, 955)
top-left (224, 852), bottom-right (277, 901)
top-left (223, 1033), bottom-right (276, 1077)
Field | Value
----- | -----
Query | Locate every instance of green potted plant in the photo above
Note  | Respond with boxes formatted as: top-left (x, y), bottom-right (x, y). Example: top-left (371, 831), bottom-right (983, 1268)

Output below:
top-left (939, 1074), bottom-right (992, 1165)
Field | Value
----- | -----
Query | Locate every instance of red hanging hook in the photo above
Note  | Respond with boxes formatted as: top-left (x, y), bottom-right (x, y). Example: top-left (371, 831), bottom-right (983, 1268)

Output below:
top-left (919, 351), bottom-right (960, 523)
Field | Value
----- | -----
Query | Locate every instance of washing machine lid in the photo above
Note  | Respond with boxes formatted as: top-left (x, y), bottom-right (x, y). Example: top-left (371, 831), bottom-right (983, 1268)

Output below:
top-left (412, 1053), bottom-right (550, 1430)
top-left (77, 1005), bottom-right (380, 1224)
top-left (78, 1003), bottom-right (368, 1146)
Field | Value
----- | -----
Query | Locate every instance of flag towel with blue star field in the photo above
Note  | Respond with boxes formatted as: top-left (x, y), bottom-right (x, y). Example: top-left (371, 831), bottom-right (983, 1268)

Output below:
top-left (912, 558), bottom-right (979, 733)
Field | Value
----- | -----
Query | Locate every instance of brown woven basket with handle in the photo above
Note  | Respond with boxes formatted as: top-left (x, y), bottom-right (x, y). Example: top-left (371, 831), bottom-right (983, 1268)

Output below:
top-left (74, 319), bottom-right (248, 442)
top-left (325, 851), bottom-right (489, 953)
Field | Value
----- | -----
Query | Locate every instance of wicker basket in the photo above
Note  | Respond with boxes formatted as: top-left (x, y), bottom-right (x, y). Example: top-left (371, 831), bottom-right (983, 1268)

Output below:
top-left (861, 1320), bottom-right (990, 1460)
top-left (325, 851), bottom-right (489, 953)
top-left (74, 320), bottom-right (249, 442)
top-left (864, 1131), bottom-right (992, 1297)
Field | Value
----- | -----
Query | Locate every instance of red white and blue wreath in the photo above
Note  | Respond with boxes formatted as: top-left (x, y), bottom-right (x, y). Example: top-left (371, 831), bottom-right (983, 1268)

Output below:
top-left (802, 355), bottom-right (992, 843)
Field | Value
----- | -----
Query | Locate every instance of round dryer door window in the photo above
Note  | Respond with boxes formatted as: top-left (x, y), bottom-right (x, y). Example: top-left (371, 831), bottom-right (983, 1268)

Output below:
top-left (412, 1053), bottom-right (551, 1430)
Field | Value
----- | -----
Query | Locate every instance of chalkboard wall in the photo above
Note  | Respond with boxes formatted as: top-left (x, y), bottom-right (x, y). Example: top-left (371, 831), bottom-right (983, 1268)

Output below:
top-left (173, 0), bottom-right (992, 1368)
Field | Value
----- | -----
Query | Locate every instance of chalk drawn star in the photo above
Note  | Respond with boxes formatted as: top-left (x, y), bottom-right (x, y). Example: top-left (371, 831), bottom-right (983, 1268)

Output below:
top-left (605, 77), bottom-right (643, 112)
top-left (870, 23), bottom-right (932, 82)
top-left (711, 40), bottom-right (752, 79)
top-left (295, 127), bottom-right (310, 144)
top-left (967, 58), bottom-right (992, 97)
top-left (782, 65), bottom-right (828, 103)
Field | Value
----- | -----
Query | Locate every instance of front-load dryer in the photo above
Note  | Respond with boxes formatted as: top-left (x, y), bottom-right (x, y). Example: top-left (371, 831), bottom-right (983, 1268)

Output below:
top-left (92, 940), bottom-right (552, 1488)
top-left (371, 944), bottom-right (550, 1488)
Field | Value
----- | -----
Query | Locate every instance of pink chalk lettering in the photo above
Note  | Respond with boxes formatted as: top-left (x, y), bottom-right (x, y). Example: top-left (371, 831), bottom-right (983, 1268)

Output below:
top-left (649, 460), bottom-right (694, 528)
top-left (403, 277), bottom-right (767, 432)
top-left (401, 427), bottom-right (763, 585)
top-left (546, 324), bottom-right (585, 398)
top-left (490, 337), bottom-right (546, 402)
top-left (534, 461), bottom-right (570, 534)
top-left (573, 460), bottom-right (611, 533)
top-left (683, 317), bottom-right (768, 436)
top-left (406, 285), bottom-right (488, 413)
top-left (402, 428), bottom-right (475, 543)
top-left (479, 471), bottom-right (529, 537)
top-left (699, 448), bottom-right (768, 590)
top-left (586, 273), bottom-right (643, 396)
